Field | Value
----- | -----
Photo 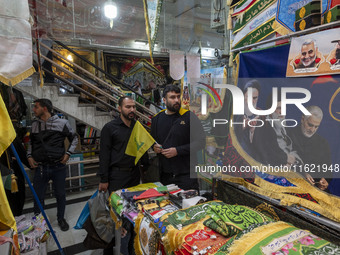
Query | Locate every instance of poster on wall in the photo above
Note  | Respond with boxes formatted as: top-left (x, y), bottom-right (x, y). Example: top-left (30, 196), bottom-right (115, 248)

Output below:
top-left (103, 53), bottom-right (171, 94)
top-left (286, 27), bottom-right (340, 77)
top-left (182, 66), bottom-right (226, 116)
top-left (190, 44), bottom-right (340, 221)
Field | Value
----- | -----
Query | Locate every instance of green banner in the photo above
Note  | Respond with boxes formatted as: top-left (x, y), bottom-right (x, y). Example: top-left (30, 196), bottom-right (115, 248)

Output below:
top-left (233, 18), bottom-right (275, 49)
top-left (233, 0), bottom-right (277, 33)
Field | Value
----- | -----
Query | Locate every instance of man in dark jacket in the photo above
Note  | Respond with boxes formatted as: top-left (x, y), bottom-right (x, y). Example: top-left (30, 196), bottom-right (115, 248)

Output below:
top-left (151, 85), bottom-right (205, 191)
top-left (27, 98), bottom-right (78, 231)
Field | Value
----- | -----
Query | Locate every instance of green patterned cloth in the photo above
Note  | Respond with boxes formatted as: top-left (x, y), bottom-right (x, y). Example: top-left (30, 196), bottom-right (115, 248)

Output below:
top-left (203, 205), bottom-right (239, 237)
top-left (209, 202), bottom-right (274, 231)
top-left (203, 218), bottom-right (230, 237)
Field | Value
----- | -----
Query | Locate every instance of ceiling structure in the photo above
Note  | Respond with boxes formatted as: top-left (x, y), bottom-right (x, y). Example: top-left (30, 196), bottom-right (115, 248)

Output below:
top-left (29, 0), bottom-right (227, 58)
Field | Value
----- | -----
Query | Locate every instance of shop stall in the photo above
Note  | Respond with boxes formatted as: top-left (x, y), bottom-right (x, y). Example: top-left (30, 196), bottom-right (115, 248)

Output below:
top-left (108, 182), bottom-right (340, 254)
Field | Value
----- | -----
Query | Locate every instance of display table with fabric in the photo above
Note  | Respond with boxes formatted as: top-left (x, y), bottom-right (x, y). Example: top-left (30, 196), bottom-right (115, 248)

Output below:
top-left (109, 183), bottom-right (340, 254)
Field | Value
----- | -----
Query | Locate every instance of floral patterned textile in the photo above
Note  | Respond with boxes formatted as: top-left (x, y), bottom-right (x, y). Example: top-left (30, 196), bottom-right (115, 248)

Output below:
top-left (223, 221), bottom-right (340, 255)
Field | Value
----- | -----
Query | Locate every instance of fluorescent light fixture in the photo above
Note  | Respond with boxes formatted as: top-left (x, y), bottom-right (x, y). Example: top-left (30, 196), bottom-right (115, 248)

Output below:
top-left (134, 40), bottom-right (158, 46)
top-left (135, 40), bottom-right (147, 46)
top-left (201, 48), bottom-right (215, 58)
top-left (104, 1), bottom-right (117, 19)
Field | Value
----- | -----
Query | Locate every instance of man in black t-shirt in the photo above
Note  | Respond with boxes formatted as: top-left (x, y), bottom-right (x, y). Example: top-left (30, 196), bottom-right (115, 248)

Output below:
top-left (97, 96), bottom-right (140, 255)
top-left (151, 85), bottom-right (205, 191)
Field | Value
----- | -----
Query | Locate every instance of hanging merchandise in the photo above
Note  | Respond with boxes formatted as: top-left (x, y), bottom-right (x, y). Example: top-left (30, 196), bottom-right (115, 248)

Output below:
top-left (233, 0), bottom-right (277, 34)
top-left (183, 66), bottom-right (226, 119)
top-left (232, 3), bottom-right (277, 49)
top-left (286, 27), bottom-right (340, 77)
top-left (142, 0), bottom-right (163, 65)
top-left (232, 0), bottom-right (258, 16)
top-left (324, 4), bottom-right (340, 24)
top-left (186, 54), bottom-right (201, 85)
top-left (170, 50), bottom-right (185, 80)
top-left (294, 1), bottom-right (321, 31)
top-left (276, 0), bottom-right (330, 32)
top-left (0, 0), bottom-right (35, 86)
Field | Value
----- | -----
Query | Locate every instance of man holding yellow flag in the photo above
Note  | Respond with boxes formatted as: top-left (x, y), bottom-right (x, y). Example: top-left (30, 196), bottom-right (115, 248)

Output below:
top-left (97, 96), bottom-right (152, 193)
top-left (98, 96), bottom-right (153, 255)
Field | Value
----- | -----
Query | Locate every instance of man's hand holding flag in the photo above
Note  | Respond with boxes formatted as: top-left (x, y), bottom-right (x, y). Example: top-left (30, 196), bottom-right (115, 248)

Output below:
top-left (125, 121), bottom-right (155, 165)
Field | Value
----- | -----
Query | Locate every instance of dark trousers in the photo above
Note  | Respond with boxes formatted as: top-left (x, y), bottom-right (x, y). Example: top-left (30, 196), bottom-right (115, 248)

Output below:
top-left (104, 166), bottom-right (140, 255)
top-left (160, 171), bottom-right (199, 191)
top-left (33, 163), bottom-right (66, 220)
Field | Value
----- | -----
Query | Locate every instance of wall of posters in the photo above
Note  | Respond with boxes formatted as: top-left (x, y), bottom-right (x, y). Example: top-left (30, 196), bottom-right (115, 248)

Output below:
top-left (103, 53), bottom-right (171, 94)
top-left (286, 27), bottom-right (340, 77)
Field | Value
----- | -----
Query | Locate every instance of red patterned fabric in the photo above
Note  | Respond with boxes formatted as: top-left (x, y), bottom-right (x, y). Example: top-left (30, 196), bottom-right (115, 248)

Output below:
top-left (221, 135), bottom-right (255, 179)
top-left (285, 193), bottom-right (318, 204)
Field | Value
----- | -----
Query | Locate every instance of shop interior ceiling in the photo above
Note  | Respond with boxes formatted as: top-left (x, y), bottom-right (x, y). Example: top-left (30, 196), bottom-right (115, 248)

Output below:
top-left (30, 0), bottom-right (226, 57)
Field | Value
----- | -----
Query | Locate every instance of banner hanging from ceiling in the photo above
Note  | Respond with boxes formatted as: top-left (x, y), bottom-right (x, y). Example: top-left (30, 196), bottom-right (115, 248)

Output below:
top-left (232, 3), bottom-right (277, 49)
top-left (146, 0), bottom-right (163, 49)
top-left (276, 0), bottom-right (330, 32)
top-left (286, 27), bottom-right (340, 77)
top-left (0, 0), bottom-right (35, 86)
top-left (276, 0), bottom-right (313, 32)
top-left (142, 0), bottom-right (163, 65)
top-left (233, 0), bottom-right (277, 34)
top-left (232, 0), bottom-right (257, 16)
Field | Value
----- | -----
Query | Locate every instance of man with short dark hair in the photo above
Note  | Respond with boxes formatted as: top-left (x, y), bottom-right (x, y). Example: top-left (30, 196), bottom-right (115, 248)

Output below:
top-left (27, 98), bottom-right (78, 231)
top-left (98, 96), bottom-right (140, 193)
top-left (98, 96), bottom-right (141, 255)
top-left (151, 85), bottom-right (205, 191)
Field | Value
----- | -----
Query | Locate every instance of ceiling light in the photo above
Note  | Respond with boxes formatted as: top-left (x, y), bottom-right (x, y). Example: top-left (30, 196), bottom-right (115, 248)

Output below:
top-left (134, 40), bottom-right (158, 47)
top-left (104, 1), bottom-right (117, 19)
top-left (67, 54), bottom-right (73, 62)
top-left (135, 40), bottom-right (147, 46)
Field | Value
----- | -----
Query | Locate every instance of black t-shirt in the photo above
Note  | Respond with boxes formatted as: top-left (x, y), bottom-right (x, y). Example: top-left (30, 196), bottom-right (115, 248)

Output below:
top-left (155, 112), bottom-right (179, 173)
top-left (98, 117), bottom-right (136, 183)
top-left (156, 113), bottom-right (178, 144)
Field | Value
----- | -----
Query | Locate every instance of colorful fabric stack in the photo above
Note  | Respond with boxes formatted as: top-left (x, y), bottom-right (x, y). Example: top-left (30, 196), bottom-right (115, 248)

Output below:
top-left (147, 202), bottom-right (273, 254)
top-left (220, 221), bottom-right (340, 254)
top-left (109, 182), bottom-right (180, 229)
top-left (203, 203), bottom-right (274, 238)
top-left (132, 201), bottom-right (340, 254)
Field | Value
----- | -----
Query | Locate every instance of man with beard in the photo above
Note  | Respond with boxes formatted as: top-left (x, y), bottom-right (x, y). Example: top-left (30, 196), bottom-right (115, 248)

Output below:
top-left (288, 106), bottom-right (332, 192)
top-left (251, 95), bottom-right (301, 166)
top-left (98, 96), bottom-right (140, 255)
top-left (327, 39), bottom-right (340, 66)
top-left (151, 85), bottom-right (205, 191)
top-left (293, 39), bottom-right (322, 69)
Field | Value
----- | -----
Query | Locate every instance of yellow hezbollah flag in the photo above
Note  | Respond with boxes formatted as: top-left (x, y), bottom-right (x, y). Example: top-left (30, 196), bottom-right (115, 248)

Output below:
top-left (125, 121), bottom-right (155, 165)
top-left (0, 95), bottom-right (18, 234)
top-left (0, 94), bottom-right (16, 156)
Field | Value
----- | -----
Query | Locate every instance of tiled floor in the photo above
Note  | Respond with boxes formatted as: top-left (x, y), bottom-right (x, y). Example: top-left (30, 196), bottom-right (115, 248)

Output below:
top-left (23, 189), bottom-right (105, 255)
